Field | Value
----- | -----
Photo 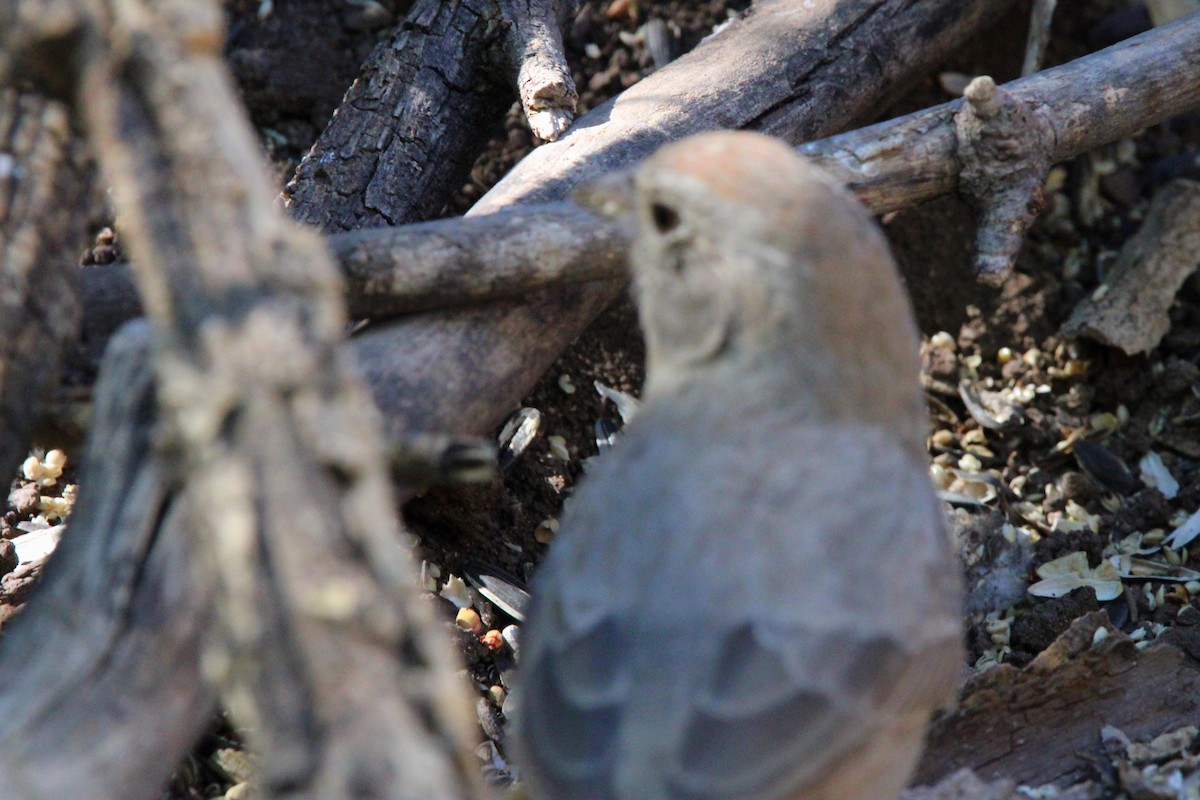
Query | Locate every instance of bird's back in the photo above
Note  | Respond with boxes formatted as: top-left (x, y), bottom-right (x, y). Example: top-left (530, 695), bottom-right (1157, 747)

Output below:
top-left (514, 400), bottom-right (962, 800)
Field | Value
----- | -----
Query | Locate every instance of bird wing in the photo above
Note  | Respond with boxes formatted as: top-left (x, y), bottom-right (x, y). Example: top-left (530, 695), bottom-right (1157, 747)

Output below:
top-left (514, 415), bottom-right (962, 800)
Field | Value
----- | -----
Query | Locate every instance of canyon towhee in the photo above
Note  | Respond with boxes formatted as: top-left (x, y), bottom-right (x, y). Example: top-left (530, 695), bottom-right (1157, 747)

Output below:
top-left (512, 131), bottom-right (963, 800)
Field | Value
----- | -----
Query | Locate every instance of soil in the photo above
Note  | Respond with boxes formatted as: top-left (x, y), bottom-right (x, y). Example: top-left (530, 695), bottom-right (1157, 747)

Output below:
top-left (6, 0), bottom-right (1200, 797)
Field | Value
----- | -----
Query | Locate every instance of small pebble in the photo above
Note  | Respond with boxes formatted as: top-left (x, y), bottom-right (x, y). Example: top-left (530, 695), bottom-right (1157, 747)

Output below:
top-left (558, 374), bottom-right (576, 394)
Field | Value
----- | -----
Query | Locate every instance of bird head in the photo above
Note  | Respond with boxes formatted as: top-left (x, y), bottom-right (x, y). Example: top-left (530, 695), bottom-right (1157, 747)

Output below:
top-left (575, 131), bottom-right (920, 418)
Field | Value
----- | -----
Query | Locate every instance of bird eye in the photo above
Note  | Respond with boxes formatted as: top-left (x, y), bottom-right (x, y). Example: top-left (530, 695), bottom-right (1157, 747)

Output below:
top-left (650, 202), bottom-right (681, 235)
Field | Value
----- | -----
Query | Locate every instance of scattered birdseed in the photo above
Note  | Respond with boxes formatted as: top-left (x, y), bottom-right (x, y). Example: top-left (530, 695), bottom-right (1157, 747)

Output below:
top-left (534, 518), bottom-right (559, 544)
top-left (440, 575), bottom-right (472, 608)
top-left (480, 629), bottom-right (504, 651)
top-left (558, 374), bottom-right (576, 394)
top-left (548, 435), bottom-right (570, 461)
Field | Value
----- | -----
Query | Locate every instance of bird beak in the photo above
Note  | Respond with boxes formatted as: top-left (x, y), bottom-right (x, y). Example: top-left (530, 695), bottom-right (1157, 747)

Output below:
top-left (572, 169), bottom-right (636, 222)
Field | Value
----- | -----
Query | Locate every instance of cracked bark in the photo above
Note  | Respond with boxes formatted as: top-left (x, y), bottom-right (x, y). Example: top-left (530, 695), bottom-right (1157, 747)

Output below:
top-left (283, 0), bottom-right (511, 231)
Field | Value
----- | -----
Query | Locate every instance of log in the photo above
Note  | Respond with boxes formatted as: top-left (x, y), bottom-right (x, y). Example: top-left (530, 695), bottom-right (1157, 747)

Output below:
top-left (334, 0), bottom-right (1022, 436)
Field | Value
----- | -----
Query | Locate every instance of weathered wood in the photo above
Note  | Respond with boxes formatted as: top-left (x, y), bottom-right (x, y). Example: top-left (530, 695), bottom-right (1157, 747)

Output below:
top-left (0, 89), bottom-right (86, 474)
top-left (0, 321), bottom-right (217, 799)
top-left (500, 0), bottom-right (578, 141)
top-left (282, 0), bottom-right (504, 231)
top-left (67, 14), bottom-right (1200, 425)
top-left (80, 202), bottom-right (624, 326)
top-left (338, 0), bottom-right (1020, 436)
top-left (914, 612), bottom-right (1200, 788)
top-left (1060, 180), bottom-right (1200, 354)
top-left (800, 13), bottom-right (1200, 216)
top-left (1, 0), bottom-right (487, 796)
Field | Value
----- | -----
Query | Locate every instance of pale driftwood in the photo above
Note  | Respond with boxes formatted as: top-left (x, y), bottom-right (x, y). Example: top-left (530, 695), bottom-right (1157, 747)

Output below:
top-left (500, 0), bottom-right (579, 142)
top-left (0, 322), bottom-right (217, 799)
top-left (913, 612), bottom-right (1200, 788)
top-left (0, 90), bottom-right (85, 474)
top-left (334, 0), bottom-right (1020, 437)
top-left (2, 1), bottom-right (486, 798)
top-left (1060, 180), bottom-right (1200, 354)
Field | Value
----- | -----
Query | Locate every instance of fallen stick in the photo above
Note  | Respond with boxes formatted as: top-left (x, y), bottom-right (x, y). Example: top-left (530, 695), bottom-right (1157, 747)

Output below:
top-left (289, 0), bottom-right (1021, 438)
top-left (1059, 179), bottom-right (1200, 354)
top-left (802, 12), bottom-right (1200, 281)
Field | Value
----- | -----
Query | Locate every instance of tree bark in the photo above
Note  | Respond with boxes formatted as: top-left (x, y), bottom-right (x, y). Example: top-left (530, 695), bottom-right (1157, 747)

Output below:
top-left (914, 612), bottom-right (1200, 788)
top-left (283, 0), bottom-right (512, 231)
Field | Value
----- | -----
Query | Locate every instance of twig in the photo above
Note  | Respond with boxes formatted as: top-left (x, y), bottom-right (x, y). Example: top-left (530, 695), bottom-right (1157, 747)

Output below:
top-left (1021, 0), bottom-right (1058, 76)
top-left (500, 0), bottom-right (579, 142)
top-left (801, 13), bottom-right (1200, 279)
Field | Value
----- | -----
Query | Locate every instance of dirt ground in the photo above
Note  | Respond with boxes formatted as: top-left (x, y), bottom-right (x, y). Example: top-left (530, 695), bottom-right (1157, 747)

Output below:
top-left (6, 0), bottom-right (1200, 797)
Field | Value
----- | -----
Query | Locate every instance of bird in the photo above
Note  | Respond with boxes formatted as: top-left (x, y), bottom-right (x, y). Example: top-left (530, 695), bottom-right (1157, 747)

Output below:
top-left (510, 130), bottom-right (963, 800)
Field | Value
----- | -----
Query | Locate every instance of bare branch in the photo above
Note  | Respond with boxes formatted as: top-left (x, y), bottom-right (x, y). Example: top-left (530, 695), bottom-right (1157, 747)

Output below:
top-left (801, 14), bottom-right (1200, 219)
top-left (345, 0), bottom-right (1021, 437)
top-left (500, 0), bottom-right (579, 141)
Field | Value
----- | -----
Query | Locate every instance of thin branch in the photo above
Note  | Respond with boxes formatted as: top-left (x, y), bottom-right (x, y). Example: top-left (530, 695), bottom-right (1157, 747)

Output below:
top-left (800, 13), bottom-right (1200, 222)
